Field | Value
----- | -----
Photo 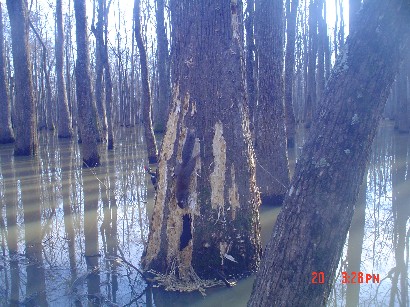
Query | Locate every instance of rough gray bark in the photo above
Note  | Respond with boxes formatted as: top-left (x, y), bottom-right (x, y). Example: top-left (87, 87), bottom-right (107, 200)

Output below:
top-left (134, 0), bottom-right (158, 164)
top-left (254, 0), bottom-right (290, 205)
top-left (74, 0), bottom-right (100, 167)
top-left (142, 0), bottom-right (261, 287)
top-left (284, 0), bottom-right (298, 148)
top-left (56, 0), bottom-right (73, 138)
top-left (6, 0), bottom-right (37, 155)
top-left (154, 0), bottom-right (170, 133)
top-left (0, 4), bottom-right (14, 143)
top-left (248, 0), bottom-right (410, 305)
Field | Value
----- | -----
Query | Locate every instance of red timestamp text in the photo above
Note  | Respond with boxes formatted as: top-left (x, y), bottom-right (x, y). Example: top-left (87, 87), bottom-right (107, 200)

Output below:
top-left (311, 271), bottom-right (325, 284)
top-left (341, 271), bottom-right (380, 284)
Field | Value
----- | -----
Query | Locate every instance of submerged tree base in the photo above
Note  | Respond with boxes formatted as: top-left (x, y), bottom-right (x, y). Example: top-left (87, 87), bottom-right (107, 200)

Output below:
top-left (146, 267), bottom-right (224, 295)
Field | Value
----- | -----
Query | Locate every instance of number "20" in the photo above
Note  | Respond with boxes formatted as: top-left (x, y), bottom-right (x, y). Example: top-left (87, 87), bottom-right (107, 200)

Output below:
top-left (311, 271), bottom-right (325, 284)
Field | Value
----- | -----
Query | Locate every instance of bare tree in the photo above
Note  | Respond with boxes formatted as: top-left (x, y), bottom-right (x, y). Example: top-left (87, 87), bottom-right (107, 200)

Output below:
top-left (6, 0), bottom-right (37, 155)
top-left (254, 0), bottom-right (290, 205)
top-left (74, 0), bottom-right (100, 167)
top-left (142, 0), bottom-right (261, 286)
top-left (134, 0), bottom-right (158, 164)
top-left (284, 0), bottom-right (298, 147)
top-left (154, 0), bottom-right (170, 133)
top-left (0, 4), bottom-right (14, 143)
top-left (56, 0), bottom-right (73, 138)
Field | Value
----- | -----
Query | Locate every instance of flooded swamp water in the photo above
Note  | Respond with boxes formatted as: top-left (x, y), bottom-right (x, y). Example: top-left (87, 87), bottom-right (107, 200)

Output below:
top-left (0, 120), bottom-right (408, 306)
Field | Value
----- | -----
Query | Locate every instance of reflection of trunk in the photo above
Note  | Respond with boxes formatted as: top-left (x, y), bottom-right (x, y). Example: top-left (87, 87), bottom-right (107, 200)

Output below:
top-left (101, 153), bottom-right (118, 301)
top-left (345, 171), bottom-right (367, 307)
top-left (249, 1), bottom-right (410, 305)
top-left (142, 0), bottom-right (261, 286)
top-left (390, 133), bottom-right (409, 307)
top-left (254, 0), bottom-right (290, 204)
top-left (2, 149), bottom-right (19, 304)
top-left (62, 140), bottom-right (78, 281)
top-left (134, 0), bottom-right (158, 164)
top-left (19, 160), bottom-right (48, 306)
top-left (0, 4), bottom-right (14, 143)
top-left (6, 0), bottom-right (37, 155)
top-left (56, 0), bottom-right (73, 138)
top-left (74, 0), bottom-right (100, 167)
top-left (83, 169), bottom-right (101, 305)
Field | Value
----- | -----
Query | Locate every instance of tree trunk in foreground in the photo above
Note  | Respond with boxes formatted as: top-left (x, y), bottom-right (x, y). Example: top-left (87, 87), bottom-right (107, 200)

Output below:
top-left (249, 1), bottom-right (410, 306)
top-left (0, 4), bottom-right (14, 143)
top-left (254, 0), bottom-right (290, 205)
top-left (6, 0), bottom-right (37, 155)
top-left (74, 0), bottom-right (100, 167)
top-left (134, 0), bottom-right (158, 164)
top-left (56, 0), bottom-right (73, 138)
top-left (142, 0), bottom-right (261, 290)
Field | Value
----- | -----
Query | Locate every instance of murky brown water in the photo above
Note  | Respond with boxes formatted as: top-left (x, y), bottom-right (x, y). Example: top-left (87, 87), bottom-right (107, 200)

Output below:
top-left (0, 121), bottom-right (408, 306)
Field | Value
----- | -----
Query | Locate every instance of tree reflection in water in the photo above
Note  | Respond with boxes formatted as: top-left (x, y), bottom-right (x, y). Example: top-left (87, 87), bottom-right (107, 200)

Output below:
top-left (0, 122), bottom-right (408, 306)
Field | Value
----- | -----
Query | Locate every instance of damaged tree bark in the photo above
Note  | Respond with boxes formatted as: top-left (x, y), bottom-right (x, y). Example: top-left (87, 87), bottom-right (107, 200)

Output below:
top-left (248, 0), bottom-right (410, 305)
top-left (142, 0), bottom-right (261, 290)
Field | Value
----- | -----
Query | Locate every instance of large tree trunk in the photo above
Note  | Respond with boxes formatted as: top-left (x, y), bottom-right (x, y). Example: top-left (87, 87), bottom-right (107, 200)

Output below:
top-left (74, 0), bottom-right (100, 167)
top-left (154, 0), bottom-right (170, 133)
top-left (134, 0), bottom-right (158, 164)
top-left (284, 0), bottom-right (298, 148)
top-left (0, 4), bottom-right (14, 143)
top-left (6, 0), bottom-right (37, 155)
top-left (142, 0), bottom-right (261, 288)
top-left (248, 0), bottom-right (410, 306)
top-left (56, 0), bottom-right (73, 138)
top-left (254, 0), bottom-right (290, 205)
